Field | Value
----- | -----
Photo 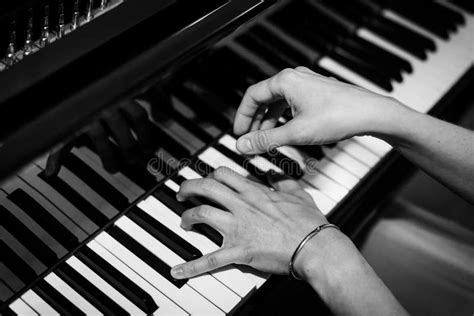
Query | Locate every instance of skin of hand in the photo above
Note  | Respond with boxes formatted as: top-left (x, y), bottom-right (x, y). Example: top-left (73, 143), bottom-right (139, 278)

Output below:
top-left (45, 100), bottom-right (156, 176)
top-left (233, 66), bottom-right (405, 154)
top-left (234, 66), bottom-right (474, 203)
top-left (170, 166), bottom-right (330, 278)
top-left (171, 167), bottom-right (408, 316)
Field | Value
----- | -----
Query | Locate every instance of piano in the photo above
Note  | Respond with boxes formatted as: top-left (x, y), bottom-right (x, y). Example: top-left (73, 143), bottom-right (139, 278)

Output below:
top-left (0, 0), bottom-right (473, 314)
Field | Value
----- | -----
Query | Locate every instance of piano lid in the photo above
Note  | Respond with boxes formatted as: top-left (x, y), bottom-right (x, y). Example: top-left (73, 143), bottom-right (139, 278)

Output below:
top-left (0, 0), bottom-right (276, 181)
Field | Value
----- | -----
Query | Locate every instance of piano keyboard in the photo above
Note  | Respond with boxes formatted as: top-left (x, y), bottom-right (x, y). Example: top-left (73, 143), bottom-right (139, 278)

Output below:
top-left (1, 0), bottom-right (473, 314)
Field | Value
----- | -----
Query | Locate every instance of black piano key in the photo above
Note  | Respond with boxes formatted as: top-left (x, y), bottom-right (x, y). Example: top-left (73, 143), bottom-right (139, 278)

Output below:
top-left (0, 263), bottom-right (24, 292)
top-left (213, 47), bottom-right (268, 82)
top-left (246, 25), bottom-right (353, 83)
top-left (152, 185), bottom-right (223, 246)
top-left (366, 18), bottom-right (430, 59)
top-left (452, 0), bottom-right (474, 14)
top-left (38, 171), bottom-right (109, 227)
top-left (0, 306), bottom-right (15, 316)
top-left (0, 280), bottom-right (14, 305)
top-left (107, 226), bottom-right (187, 288)
top-left (34, 280), bottom-right (86, 316)
top-left (172, 85), bottom-right (231, 131)
top-left (344, 36), bottom-right (412, 73)
top-left (382, 1), bottom-right (451, 39)
top-left (189, 71), bottom-right (243, 107)
top-left (63, 153), bottom-right (128, 211)
top-left (0, 241), bottom-right (37, 284)
top-left (8, 189), bottom-right (79, 250)
top-left (129, 207), bottom-right (203, 261)
top-left (249, 25), bottom-right (312, 65)
top-left (149, 124), bottom-right (191, 160)
top-left (214, 144), bottom-right (268, 184)
top-left (269, 10), bottom-right (393, 90)
top-left (56, 264), bottom-right (128, 315)
top-left (77, 247), bottom-right (158, 314)
top-left (0, 205), bottom-right (58, 265)
top-left (331, 46), bottom-right (393, 91)
top-left (236, 33), bottom-right (294, 71)
top-left (81, 139), bottom-right (162, 191)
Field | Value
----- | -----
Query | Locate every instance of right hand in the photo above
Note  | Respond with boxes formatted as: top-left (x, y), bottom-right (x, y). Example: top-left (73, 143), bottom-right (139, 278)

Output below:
top-left (233, 67), bottom-right (405, 154)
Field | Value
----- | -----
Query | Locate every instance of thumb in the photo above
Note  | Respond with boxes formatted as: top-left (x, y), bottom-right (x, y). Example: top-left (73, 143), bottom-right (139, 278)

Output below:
top-left (266, 170), bottom-right (302, 193)
top-left (236, 121), bottom-right (298, 154)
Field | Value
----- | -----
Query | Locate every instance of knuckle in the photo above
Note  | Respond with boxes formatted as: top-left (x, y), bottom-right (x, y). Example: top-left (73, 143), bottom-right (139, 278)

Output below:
top-left (195, 205), bottom-right (211, 220)
top-left (206, 255), bottom-right (219, 269)
top-left (213, 166), bottom-right (230, 180)
top-left (200, 179), bottom-right (217, 192)
top-left (241, 247), bottom-right (254, 265)
top-left (276, 68), bottom-right (297, 87)
top-left (187, 263), bottom-right (198, 277)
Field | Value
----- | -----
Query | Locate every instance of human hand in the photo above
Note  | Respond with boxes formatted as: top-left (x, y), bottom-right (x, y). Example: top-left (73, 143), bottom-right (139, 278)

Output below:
top-left (45, 100), bottom-right (156, 176)
top-left (170, 166), bottom-right (332, 279)
top-left (233, 67), bottom-right (405, 154)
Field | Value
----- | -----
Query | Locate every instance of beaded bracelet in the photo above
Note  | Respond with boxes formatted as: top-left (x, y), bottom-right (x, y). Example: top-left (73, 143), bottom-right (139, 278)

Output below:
top-left (288, 223), bottom-right (340, 280)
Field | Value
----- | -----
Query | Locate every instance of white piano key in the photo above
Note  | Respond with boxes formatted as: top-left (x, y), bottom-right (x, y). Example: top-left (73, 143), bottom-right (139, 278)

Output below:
top-left (116, 216), bottom-right (241, 313)
top-left (72, 147), bottom-right (140, 201)
top-left (95, 232), bottom-right (224, 315)
top-left (87, 240), bottom-right (187, 316)
top-left (44, 272), bottom-right (103, 315)
top-left (337, 140), bottom-right (380, 167)
top-left (178, 166), bottom-right (202, 180)
top-left (354, 136), bottom-right (392, 157)
top-left (321, 146), bottom-right (371, 178)
top-left (22, 290), bottom-right (59, 316)
top-left (9, 299), bottom-right (39, 315)
top-left (272, 145), bottom-right (348, 202)
top-left (66, 256), bottom-right (146, 316)
top-left (138, 194), bottom-right (258, 297)
top-left (18, 164), bottom-right (98, 234)
top-left (2, 177), bottom-right (88, 241)
top-left (199, 147), bottom-right (251, 178)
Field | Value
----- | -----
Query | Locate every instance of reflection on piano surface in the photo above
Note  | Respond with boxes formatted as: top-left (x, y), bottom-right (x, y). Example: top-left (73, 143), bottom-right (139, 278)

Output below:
top-left (0, 0), bottom-right (473, 314)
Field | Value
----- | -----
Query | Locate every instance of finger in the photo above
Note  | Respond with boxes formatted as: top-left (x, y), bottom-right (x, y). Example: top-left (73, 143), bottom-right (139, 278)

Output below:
top-left (45, 142), bottom-right (75, 177)
top-left (249, 104), bottom-right (268, 133)
top-left (236, 119), bottom-right (300, 154)
top-left (171, 248), bottom-right (241, 279)
top-left (266, 170), bottom-right (313, 204)
top-left (208, 166), bottom-right (260, 194)
top-left (177, 178), bottom-right (245, 211)
top-left (181, 205), bottom-right (233, 235)
top-left (260, 100), bottom-right (288, 131)
top-left (266, 170), bottom-right (302, 192)
top-left (234, 71), bottom-right (290, 136)
top-left (103, 110), bottom-right (139, 163)
top-left (294, 66), bottom-right (315, 75)
top-left (86, 121), bottom-right (119, 173)
top-left (121, 100), bottom-right (155, 153)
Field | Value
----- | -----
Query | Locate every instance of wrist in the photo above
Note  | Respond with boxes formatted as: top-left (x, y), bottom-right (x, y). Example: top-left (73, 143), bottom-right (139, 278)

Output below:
top-left (365, 97), bottom-right (419, 145)
top-left (293, 228), bottom-right (366, 297)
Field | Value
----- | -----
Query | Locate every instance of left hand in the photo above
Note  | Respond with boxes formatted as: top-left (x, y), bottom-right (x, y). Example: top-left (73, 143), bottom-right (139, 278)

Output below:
top-left (170, 166), bottom-right (328, 279)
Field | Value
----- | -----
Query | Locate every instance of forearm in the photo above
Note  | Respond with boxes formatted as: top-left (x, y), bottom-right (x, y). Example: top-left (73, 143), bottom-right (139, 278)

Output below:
top-left (371, 99), bottom-right (474, 204)
top-left (296, 230), bottom-right (407, 316)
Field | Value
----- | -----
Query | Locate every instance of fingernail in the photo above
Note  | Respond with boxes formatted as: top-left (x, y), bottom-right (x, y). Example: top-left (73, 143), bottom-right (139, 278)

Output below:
top-left (171, 267), bottom-right (183, 279)
top-left (176, 193), bottom-right (183, 202)
top-left (237, 138), bottom-right (252, 153)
